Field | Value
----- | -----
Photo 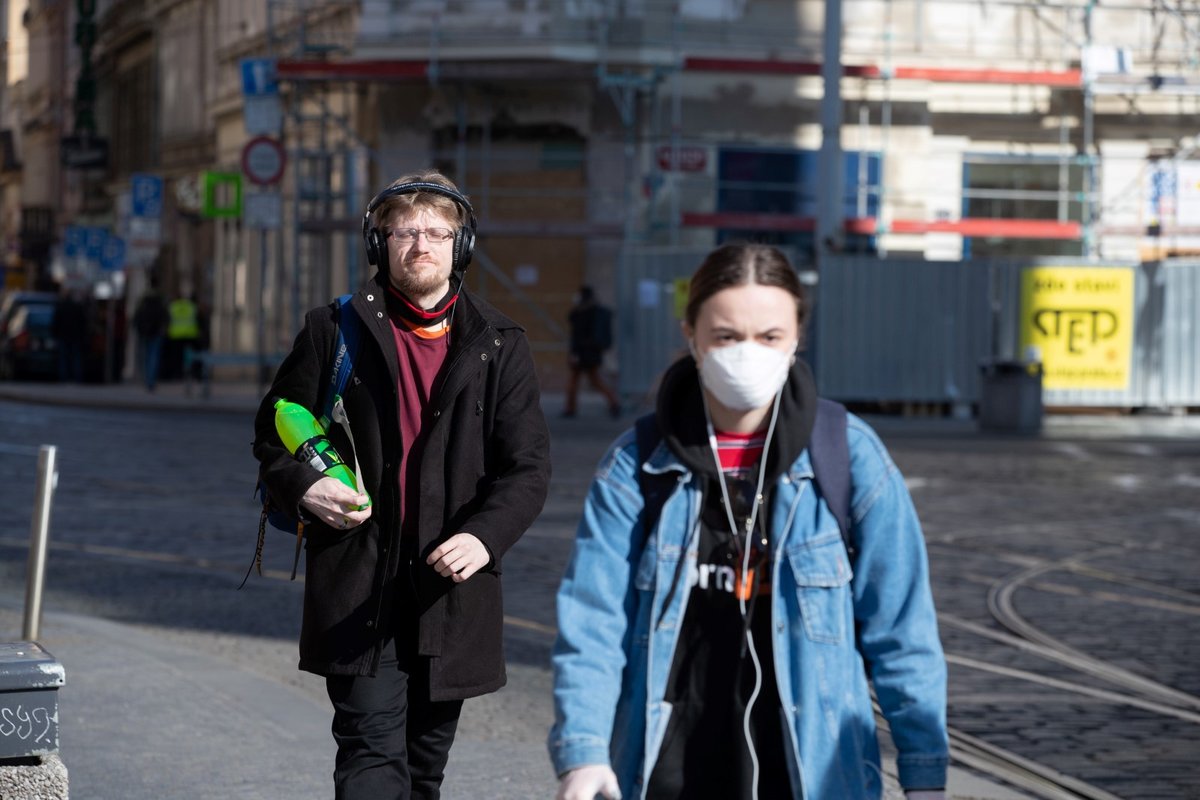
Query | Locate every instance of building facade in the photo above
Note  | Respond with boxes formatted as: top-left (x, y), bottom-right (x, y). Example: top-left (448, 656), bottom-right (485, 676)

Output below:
top-left (1, 0), bottom-right (1196, 388)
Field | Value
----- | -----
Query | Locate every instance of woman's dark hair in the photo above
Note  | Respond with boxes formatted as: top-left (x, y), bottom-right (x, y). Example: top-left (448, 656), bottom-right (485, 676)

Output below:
top-left (685, 243), bottom-right (808, 342)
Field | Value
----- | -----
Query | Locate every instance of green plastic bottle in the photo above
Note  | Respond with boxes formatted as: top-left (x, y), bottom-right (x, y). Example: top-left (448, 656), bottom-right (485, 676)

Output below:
top-left (274, 398), bottom-right (370, 510)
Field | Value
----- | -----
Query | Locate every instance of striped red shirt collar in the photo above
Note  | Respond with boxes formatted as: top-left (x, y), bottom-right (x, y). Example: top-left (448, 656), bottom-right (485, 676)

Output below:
top-left (713, 428), bottom-right (765, 472)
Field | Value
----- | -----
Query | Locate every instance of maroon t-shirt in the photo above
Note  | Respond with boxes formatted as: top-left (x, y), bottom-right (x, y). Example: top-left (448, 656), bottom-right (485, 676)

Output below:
top-left (388, 309), bottom-right (451, 536)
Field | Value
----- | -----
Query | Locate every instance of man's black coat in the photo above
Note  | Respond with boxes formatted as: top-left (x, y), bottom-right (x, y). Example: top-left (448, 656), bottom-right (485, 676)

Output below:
top-left (253, 274), bottom-right (551, 700)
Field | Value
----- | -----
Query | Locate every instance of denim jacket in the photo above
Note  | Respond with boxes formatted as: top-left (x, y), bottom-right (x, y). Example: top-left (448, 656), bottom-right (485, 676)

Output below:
top-left (549, 413), bottom-right (948, 799)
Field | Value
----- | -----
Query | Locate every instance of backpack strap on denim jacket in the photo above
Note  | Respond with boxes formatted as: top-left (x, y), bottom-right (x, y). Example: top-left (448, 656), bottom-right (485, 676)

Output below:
top-left (634, 400), bottom-right (853, 559)
top-left (810, 398), bottom-right (854, 560)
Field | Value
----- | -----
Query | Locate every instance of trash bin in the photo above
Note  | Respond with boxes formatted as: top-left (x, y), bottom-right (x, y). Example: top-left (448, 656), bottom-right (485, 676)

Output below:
top-left (0, 641), bottom-right (63, 759)
top-left (978, 359), bottom-right (1043, 433)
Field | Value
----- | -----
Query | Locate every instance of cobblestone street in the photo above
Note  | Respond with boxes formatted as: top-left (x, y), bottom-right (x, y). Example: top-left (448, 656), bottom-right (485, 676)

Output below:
top-left (0, 388), bottom-right (1197, 798)
top-left (898, 430), bottom-right (1200, 799)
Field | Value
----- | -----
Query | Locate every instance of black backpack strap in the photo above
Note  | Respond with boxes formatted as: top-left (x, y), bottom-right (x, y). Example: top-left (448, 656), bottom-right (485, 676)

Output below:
top-left (810, 398), bottom-right (855, 561)
top-left (245, 295), bottom-right (364, 590)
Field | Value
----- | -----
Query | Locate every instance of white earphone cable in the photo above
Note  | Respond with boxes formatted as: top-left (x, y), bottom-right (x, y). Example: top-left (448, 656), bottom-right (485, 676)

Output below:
top-left (701, 386), bottom-right (784, 800)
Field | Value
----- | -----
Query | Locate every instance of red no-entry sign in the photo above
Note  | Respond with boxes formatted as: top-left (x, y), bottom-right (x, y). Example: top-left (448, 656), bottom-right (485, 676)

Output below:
top-left (241, 136), bottom-right (286, 186)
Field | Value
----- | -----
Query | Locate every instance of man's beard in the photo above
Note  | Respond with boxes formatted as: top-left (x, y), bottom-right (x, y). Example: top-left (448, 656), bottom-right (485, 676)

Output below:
top-left (385, 278), bottom-right (460, 326)
top-left (389, 262), bottom-right (451, 306)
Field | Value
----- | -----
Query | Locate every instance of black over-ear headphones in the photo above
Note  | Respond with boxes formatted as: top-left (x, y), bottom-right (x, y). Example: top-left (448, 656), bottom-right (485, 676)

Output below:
top-left (362, 181), bottom-right (478, 273)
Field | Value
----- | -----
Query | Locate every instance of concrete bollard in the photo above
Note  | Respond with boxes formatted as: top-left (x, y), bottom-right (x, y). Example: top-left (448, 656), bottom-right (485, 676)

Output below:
top-left (0, 642), bottom-right (67, 799)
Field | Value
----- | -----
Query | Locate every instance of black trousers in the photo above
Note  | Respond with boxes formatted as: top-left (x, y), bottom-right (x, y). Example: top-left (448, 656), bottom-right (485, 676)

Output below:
top-left (325, 629), bottom-right (463, 800)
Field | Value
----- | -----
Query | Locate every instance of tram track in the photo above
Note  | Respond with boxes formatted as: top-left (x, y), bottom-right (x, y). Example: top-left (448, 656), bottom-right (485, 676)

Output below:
top-left (946, 727), bottom-right (1124, 800)
top-left (877, 707), bottom-right (1128, 800)
top-left (943, 652), bottom-right (1200, 724)
top-left (985, 548), bottom-right (1200, 713)
top-left (931, 542), bottom-right (1200, 798)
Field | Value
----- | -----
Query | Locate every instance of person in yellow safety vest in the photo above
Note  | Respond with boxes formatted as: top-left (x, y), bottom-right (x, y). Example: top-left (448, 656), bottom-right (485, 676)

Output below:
top-left (166, 294), bottom-right (200, 381)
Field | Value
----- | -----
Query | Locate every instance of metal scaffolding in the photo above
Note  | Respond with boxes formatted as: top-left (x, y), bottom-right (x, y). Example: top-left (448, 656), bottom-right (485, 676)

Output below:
top-left (256, 0), bottom-right (1200, 304)
top-left (265, 0), bottom-right (363, 340)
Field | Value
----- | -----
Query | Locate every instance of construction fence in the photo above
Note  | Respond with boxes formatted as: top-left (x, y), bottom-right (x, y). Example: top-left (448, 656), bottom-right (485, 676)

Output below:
top-left (616, 248), bottom-right (1200, 410)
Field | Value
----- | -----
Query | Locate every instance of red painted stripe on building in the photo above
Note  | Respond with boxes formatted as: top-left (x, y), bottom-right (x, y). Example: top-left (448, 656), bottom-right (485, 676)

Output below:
top-left (681, 212), bottom-right (1083, 239)
top-left (275, 60), bottom-right (429, 80)
top-left (682, 57), bottom-right (1079, 86)
top-left (275, 58), bottom-right (1080, 87)
top-left (893, 66), bottom-right (1081, 86)
top-left (889, 218), bottom-right (1083, 238)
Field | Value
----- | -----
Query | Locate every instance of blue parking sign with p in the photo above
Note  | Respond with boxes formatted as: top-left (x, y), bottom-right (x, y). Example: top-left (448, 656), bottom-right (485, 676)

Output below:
top-left (84, 227), bottom-right (107, 261)
top-left (100, 235), bottom-right (126, 271)
top-left (64, 226), bottom-right (85, 258)
top-left (131, 174), bottom-right (164, 218)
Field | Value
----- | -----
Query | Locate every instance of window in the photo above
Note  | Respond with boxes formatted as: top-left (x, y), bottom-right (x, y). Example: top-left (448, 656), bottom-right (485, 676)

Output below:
top-left (962, 155), bottom-right (1085, 257)
top-left (113, 57), bottom-right (156, 175)
top-left (716, 147), bottom-right (881, 259)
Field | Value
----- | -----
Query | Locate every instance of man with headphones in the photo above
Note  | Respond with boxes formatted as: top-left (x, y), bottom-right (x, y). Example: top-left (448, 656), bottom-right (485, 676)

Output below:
top-left (253, 170), bottom-right (551, 799)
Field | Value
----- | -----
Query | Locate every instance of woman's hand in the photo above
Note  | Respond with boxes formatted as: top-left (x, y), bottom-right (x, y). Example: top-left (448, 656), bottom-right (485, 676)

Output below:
top-left (299, 477), bottom-right (371, 530)
top-left (556, 765), bottom-right (621, 800)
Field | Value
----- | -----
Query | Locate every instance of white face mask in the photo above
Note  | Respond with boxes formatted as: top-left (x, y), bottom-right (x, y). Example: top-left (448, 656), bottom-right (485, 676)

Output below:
top-left (694, 340), bottom-right (795, 411)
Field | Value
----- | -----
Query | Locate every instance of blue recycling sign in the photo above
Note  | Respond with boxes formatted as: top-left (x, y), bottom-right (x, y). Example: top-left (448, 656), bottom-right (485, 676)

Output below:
top-left (131, 174), bottom-right (164, 218)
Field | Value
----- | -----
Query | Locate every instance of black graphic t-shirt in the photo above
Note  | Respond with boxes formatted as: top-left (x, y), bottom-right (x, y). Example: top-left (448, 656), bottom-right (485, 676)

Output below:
top-left (646, 432), bottom-right (792, 799)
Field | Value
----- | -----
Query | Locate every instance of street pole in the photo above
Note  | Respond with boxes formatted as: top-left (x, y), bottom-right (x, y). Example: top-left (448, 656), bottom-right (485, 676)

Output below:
top-left (258, 230), bottom-right (269, 389)
top-left (23, 446), bottom-right (58, 641)
top-left (104, 296), bottom-right (115, 382)
top-left (1082, 0), bottom-right (1098, 259)
top-left (817, 0), bottom-right (846, 263)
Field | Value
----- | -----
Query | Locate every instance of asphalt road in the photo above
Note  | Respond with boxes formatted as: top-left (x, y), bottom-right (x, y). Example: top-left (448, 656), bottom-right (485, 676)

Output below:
top-left (0, 395), bottom-right (1197, 799)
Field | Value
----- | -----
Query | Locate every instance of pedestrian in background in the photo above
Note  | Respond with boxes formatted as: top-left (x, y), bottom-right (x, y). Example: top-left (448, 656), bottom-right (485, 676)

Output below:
top-left (52, 287), bottom-right (88, 383)
top-left (166, 292), bottom-right (199, 380)
top-left (549, 243), bottom-right (948, 800)
top-left (253, 170), bottom-right (550, 800)
top-left (563, 285), bottom-right (620, 418)
top-left (132, 282), bottom-right (169, 392)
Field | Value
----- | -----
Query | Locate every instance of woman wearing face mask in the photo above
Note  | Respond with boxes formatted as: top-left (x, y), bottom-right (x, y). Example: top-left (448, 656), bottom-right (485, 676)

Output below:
top-left (548, 243), bottom-right (948, 800)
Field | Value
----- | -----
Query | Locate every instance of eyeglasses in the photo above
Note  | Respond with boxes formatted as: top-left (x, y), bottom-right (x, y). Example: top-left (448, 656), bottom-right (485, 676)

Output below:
top-left (386, 227), bottom-right (455, 244)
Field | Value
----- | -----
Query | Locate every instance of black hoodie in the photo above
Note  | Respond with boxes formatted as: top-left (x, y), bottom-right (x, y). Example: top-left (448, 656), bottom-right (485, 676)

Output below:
top-left (646, 353), bottom-right (818, 800)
